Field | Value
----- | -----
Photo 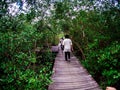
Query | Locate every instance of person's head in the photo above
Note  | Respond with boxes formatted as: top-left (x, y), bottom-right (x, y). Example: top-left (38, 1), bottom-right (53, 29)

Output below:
top-left (61, 37), bottom-right (64, 39)
top-left (65, 35), bottom-right (69, 38)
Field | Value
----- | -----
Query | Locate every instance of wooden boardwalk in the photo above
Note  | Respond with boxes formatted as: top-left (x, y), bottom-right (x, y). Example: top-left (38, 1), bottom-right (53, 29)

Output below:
top-left (48, 46), bottom-right (102, 90)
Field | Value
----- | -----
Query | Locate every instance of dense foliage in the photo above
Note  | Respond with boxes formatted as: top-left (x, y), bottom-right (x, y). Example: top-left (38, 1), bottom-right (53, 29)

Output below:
top-left (78, 8), bottom-right (120, 89)
top-left (0, 0), bottom-right (120, 89)
top-left (0, 1), bottom-right (58, 89)
top-left (0, 14), bottom-right (57, 89)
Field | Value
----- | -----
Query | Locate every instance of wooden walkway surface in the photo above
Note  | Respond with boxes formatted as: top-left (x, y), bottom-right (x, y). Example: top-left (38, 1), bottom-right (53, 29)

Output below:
top-left (48, 46), bottom-right (102, 90)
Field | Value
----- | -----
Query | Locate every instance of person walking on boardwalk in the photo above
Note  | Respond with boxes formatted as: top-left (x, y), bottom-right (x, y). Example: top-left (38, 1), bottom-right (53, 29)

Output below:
top-left (59, 37), bottom-right (64, 52)
top-left (63, 35), bottom-right (73, 61)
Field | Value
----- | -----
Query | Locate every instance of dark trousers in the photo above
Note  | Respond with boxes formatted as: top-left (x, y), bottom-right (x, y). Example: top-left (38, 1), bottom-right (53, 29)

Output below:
top-left (61, 45), bottom-right (64, 50)
top-left (65, 51), bottom-right (70, 61)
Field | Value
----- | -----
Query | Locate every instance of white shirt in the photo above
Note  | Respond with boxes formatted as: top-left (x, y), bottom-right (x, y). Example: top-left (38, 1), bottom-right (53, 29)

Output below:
top-left (63, 38), bottom-right (72, 52)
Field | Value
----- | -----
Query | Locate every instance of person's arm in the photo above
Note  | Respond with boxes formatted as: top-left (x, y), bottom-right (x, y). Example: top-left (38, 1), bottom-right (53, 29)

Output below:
top-left (70, 40), bottom-right (73, 51)
top-left (71, 45), bottom-right (73, 51)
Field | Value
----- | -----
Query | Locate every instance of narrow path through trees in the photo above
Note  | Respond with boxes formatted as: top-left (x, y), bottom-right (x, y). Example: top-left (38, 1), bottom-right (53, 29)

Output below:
top-left (48, 46), bottom-right (102, 90)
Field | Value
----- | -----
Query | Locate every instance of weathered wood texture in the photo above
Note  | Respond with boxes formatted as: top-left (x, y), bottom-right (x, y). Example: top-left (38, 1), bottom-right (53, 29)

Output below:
top-left (48, 47), bottom-right (102, 90)
top-left (51, 46), bottom-right (59, 53)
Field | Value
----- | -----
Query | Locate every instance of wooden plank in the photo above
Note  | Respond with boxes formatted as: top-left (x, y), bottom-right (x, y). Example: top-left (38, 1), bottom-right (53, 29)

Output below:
top-left (51, 46), bottom-right (59, 53)
top-left (48, 47), bottom-right (102, 90)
